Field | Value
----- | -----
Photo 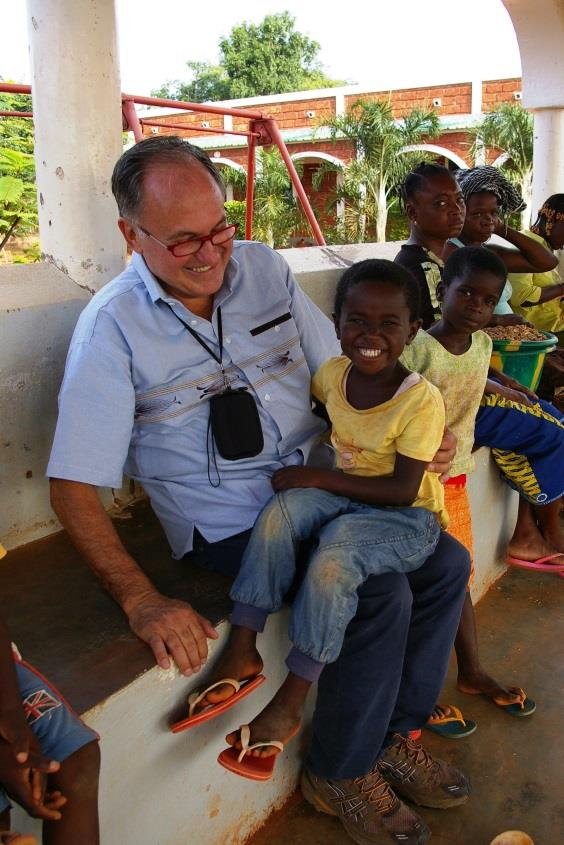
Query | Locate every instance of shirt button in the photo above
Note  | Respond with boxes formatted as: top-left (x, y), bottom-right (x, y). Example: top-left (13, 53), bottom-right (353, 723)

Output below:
top-left (191, 319), bottom-right (197, 326)
top-left (225, 337), bottom-right (231, 344)
top-left (264, 393), bottom-right (271, 401)
top-left (275, 325), bottom-right (280, 332)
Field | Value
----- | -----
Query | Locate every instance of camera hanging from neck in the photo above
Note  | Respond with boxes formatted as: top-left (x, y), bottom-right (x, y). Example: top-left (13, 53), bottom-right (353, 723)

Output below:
top-left (163, 303), bottom-right (264, 486)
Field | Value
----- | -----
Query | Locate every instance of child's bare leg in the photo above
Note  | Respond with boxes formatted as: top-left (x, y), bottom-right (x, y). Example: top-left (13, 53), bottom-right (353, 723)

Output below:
top-left (225, 672), bottom-right (310, 758)
top-left (195, 626), bottom-right (263, 710)
top-left (43, 741), bottom-right (100, 845)
top-left (507, 499), bottom-right (564, 563)
top-left (455, 592), bottom-right (522, 704)
top-left (533, 499), bottom-right (564, 554)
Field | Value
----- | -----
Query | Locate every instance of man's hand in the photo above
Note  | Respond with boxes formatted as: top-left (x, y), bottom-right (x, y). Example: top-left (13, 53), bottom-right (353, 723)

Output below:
top-left (0, 737), bottom-right (65, 822)
top-left (427, 428), bottom-right (457, 482)
top-left (126, 593), bottom-right (218, 676)
top-left (272, 466), bottom-right (329, 492)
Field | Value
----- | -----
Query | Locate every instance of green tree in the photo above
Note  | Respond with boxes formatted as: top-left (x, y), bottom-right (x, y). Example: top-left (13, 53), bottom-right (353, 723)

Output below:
top-left (0, 85), bottom-right (38, 249)
top-left (471, 102), bottom-right (534, 229)
top-left (222, 148), bottom-right (305, 248)
top-left (317, 99), bottom-right (440, 242)
top-left (152, 61), bottom-right (231, 103)
top-left (152, 13), bottom-right (345, 102)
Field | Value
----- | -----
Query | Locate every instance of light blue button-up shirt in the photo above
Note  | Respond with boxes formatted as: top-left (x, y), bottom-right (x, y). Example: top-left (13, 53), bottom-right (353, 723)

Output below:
top-left (48, 243), bottom-right (339, 557)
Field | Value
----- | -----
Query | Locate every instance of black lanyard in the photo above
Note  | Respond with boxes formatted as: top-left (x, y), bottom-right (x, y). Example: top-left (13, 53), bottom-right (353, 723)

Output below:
top-left (164, 302), bottom-right (228, 388)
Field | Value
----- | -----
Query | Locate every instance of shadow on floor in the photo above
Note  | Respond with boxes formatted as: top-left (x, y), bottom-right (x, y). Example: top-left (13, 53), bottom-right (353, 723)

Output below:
top-left (247, 567), bottom-right (563, 845)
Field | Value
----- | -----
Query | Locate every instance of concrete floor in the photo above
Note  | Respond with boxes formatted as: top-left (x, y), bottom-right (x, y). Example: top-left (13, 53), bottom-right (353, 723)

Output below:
top-left (247, 567), bottom-right (563, 845)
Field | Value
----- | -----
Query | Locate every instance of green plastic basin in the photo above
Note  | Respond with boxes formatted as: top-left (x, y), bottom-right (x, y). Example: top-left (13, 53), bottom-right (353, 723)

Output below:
top-left (489, 331), bottom-right (558, 391)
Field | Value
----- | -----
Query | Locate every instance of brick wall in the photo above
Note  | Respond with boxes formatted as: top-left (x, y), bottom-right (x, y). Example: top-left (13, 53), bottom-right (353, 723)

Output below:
top-left (482, 78), bottom-right (522, 111)
top-left (232, 97), bottom-right (336, 133)
top-left (345, 82), bottom-right (472, 117)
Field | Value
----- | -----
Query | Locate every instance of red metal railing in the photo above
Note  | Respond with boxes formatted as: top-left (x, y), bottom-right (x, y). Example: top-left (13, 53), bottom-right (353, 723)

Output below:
top-left (0, 83), bottom-right (326, 245)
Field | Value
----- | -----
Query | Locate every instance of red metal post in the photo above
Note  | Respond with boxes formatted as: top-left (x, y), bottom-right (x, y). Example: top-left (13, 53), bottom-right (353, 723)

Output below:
top-left (245, 132), bottom-right (257, 240)
top-left (258, 118), bottom-right (326, 246)
top-left (122, 99), bottom-right (143, 142)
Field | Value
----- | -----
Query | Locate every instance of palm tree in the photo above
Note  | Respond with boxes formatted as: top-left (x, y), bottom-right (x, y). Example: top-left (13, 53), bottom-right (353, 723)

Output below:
top-left (315, 99), bottom-right (440, 242)
top-left (470, 102), bottom-right (534, 229)
top-left (222, 147), bottom-right (305, 248)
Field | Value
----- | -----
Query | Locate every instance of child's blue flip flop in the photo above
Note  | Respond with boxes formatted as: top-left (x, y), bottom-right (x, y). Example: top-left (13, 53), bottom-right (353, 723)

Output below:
top-left (426, 704), bottom-right (477, 739)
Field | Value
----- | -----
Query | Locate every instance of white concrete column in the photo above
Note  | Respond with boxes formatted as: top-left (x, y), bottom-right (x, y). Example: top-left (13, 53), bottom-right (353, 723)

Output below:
top-left (531, 108), bottom-right (564, 216)
top-left (27, 0), bottom-right (125, 293)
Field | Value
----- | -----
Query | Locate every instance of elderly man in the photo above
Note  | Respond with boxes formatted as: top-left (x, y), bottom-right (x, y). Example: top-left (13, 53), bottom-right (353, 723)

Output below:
top-left (48, 137), bottom-right (470, 845)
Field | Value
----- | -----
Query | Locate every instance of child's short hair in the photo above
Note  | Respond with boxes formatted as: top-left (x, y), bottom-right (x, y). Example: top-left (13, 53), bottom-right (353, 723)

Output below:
top-left (334, 259), bottom-right (421, 322)
top-left (443, 246), bottom-right (507, 290)
top-left (400, 161), bottom-right (454, 207)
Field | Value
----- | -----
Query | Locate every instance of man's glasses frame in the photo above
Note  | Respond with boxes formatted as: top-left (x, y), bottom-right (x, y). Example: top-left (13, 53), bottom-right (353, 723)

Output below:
top-left (136, 222), bottom-right (238, 258)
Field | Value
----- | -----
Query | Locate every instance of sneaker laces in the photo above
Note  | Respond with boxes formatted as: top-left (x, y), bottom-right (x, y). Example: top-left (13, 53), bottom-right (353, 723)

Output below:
top-left (347, 768), bottom-right (397, 816)
top-left (389, 734), bottom-right (441, 779)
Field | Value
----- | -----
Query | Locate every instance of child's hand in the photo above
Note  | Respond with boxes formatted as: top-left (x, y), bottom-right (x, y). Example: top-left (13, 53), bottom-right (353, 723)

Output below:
top-left (496, 374), bottom-right (538, 402)
top-left (484, 378), bottom-right (537, 407)
top-left (272, 466), bottom-right (330, 491)
top-left (0, 704), bottom-right (58, 772)
top-left (0, 737), bottom-right (65, 821)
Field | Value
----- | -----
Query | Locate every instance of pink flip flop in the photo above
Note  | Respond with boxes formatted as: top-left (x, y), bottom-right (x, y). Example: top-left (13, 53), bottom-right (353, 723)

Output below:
top-left (507, 553), bottom-right (564, 573)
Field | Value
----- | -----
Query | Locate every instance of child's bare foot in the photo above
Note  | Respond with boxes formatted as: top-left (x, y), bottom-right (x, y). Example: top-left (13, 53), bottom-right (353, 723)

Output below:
top-left (192, 627), bottom-right (263, 712)
top-left (457, 670), bottom-right (523, 706)
top-left (225, 674), bottom-right (309, 758)
top-left (507, 536), bottom-right (564, 566)
top-left (225, 692), bottom-right (302, 759)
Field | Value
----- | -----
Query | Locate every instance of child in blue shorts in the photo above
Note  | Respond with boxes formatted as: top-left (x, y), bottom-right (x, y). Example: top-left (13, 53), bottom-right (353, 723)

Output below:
top-left (0, 545), bottom-right (100, 845)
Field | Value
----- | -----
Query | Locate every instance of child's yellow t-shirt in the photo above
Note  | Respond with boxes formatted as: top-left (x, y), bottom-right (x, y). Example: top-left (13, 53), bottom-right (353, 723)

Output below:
top-left (401, 329), bottom-right (492, 476)
top-left (312, 356), bottom-right (448, 528)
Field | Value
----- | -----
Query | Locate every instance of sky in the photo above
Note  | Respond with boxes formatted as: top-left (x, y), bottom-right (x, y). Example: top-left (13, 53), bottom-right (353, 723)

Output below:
top-left (4, 0), bottom-right (521, 96)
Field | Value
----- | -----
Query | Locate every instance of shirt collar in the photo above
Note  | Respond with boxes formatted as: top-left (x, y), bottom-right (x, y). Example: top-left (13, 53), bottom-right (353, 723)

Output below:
top-left (132, 250), bottom-right (240, 307)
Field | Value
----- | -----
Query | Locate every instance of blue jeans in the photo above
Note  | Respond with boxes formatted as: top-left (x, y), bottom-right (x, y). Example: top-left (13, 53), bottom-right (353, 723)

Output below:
top-left (192, 520), bottom-right (470, 780)
top-left (230, 489), bottom-right (441, 680)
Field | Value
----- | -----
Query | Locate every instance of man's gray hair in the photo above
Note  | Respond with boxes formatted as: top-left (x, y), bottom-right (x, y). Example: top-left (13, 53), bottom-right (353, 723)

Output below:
top-left (111, 135), bottom-right (226, 220)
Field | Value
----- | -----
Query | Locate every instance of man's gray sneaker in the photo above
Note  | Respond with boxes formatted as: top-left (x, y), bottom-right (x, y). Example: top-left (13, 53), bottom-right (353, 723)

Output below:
top-left (301, 766), bottom-right (431, 845)
top-left (378, 733), bottom-right (471, 809)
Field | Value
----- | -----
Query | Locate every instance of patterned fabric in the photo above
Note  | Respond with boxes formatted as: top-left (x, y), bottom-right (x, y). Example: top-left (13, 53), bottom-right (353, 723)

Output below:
top-left (394, 244), bottom-right (444, 328)
top-left (476, 392), bottom-right (564, 504)
top-left (312, 356), bottom-right (448, 527)
top-left (401, 329), bottom-right (492, 476)
top-left (456, 166), bottom-right (526, 213)
top-left (508, 231), bottom-right (564, 334)
top-left (0, 657), bottom-right (99, 814)
top-left (444, 481), bottom-right (474, 586)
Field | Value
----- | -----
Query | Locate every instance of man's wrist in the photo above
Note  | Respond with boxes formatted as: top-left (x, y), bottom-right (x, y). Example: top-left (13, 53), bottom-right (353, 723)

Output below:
top-left (122, 585), bottom-right (162, 617)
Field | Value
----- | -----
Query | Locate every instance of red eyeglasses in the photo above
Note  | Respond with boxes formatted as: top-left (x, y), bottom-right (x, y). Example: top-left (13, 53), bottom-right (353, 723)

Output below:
top-left (137, 223), bottom-right (238, 257)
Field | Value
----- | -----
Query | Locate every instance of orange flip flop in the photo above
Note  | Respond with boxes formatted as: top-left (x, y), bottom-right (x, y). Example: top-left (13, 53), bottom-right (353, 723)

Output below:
top-left (170, 674), bottom-right (266, 733)
top-left (217, 724), bottom-right (286, 781)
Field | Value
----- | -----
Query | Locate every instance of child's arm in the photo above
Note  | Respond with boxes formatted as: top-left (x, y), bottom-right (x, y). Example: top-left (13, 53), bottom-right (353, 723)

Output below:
top-left (272, 453), bottom-right (427, 507)
top-left (485, 367), bottom-right (538, 405)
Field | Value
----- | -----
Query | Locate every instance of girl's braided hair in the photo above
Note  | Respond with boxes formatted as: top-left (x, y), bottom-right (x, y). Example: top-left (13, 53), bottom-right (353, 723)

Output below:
top-left (455, 165), bottom-right (526, 213)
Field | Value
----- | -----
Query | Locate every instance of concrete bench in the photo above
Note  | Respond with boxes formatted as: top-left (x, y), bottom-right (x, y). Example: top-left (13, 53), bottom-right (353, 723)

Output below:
top-left (3, 246), bottom-right (517, 842)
